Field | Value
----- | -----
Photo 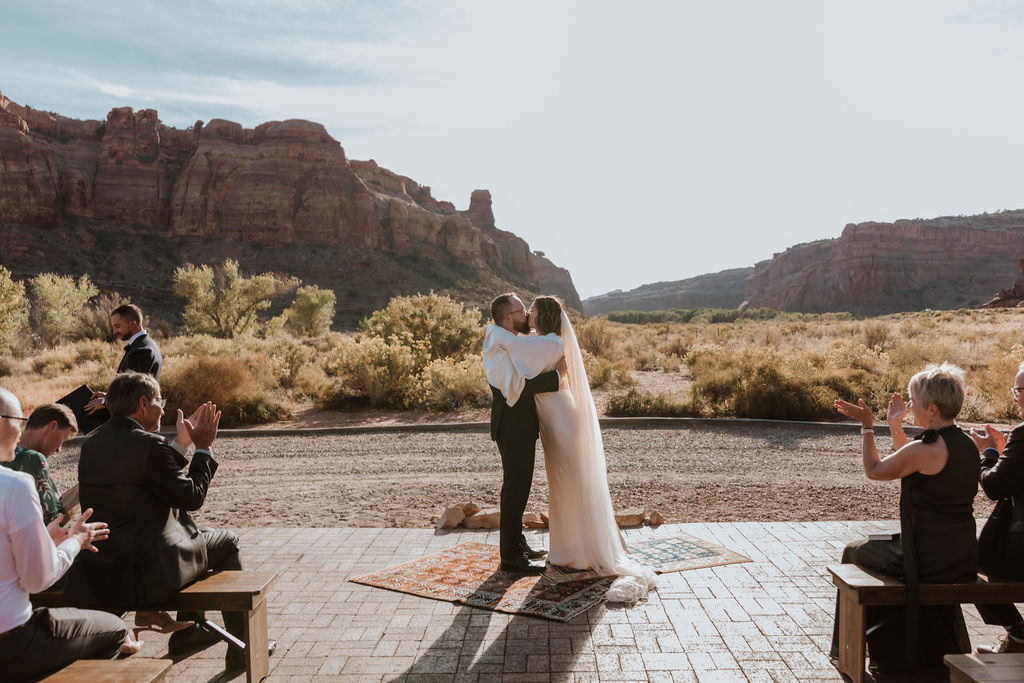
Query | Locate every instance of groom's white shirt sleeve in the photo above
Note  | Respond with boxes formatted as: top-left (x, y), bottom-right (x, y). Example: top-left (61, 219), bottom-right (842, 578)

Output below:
top-left (482, 324), bottom-right (564, 407)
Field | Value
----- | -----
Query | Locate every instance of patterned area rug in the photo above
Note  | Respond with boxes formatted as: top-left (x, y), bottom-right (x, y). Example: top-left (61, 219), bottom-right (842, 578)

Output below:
top-left (627, 532), bottom-right (751, 573)
top-left (349, 542), bottom-right (613, 622)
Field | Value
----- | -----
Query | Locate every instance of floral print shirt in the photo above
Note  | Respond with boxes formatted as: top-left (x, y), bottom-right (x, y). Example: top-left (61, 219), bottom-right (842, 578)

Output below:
top-left (2, 446), bottom-right (65, 524)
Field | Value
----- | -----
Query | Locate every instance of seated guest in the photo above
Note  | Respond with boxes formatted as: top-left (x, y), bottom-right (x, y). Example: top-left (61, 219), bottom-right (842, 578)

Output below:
top-left (2, 403), bottom-right (78, 524)
top-left (968, 361), bottom-right (1024, 653)
top-left (65, 371), bottom-right (274, 672)
top-left (830, 363), bottom-right (979, 678)
top-left (0, 388), bottom-right (131, 681)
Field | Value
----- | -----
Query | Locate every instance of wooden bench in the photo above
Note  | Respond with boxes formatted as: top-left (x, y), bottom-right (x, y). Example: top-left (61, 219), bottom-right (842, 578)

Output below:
top-left (33, 570), bottom-right (277, 683)
top-left (829, 563), bottom-right (1024, 683)
top-left (40, 658), bottom-right (171, 682)
top-left (944, 652), bottom-right (1024, 682)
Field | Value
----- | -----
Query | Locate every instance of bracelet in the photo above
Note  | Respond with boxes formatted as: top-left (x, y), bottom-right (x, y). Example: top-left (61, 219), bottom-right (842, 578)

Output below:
top-left (861, 428), bottom-right (875, 434)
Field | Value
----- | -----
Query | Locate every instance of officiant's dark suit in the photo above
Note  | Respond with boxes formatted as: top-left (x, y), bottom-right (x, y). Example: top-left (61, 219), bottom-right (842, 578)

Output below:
top-left (117, 331), bottom-right (162, 379)
top-left (65, 372), bottom-right (246, 655)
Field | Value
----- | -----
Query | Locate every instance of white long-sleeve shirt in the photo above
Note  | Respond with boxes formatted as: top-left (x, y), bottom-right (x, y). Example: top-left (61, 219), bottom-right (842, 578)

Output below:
top-left (0, 468), bottom-right (80, 633)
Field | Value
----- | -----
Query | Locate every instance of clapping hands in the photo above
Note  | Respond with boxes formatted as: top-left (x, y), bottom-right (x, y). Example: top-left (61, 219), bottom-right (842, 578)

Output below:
top-left (969, 424), bottom-right (1007, 454)
top-left (177, 402), bottom-right (221, 451)
top-left (834, 397), bottom-right (874, 428)
top-left (887, 393), bottom-right (908, 425)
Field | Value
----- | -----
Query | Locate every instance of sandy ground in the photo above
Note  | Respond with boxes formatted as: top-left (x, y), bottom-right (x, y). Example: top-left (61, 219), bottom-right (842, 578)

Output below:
top-left (50, 421), bottom-right (996, 529)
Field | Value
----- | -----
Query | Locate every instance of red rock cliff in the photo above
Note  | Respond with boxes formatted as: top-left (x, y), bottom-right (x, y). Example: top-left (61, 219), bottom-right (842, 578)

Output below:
top-left (745, 212), bottom-right (1024, 313)
top-left (0, 92), bottom-right (581, 309)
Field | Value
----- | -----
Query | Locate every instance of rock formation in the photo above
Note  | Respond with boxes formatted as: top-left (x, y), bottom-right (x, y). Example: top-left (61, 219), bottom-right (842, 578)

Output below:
top-left (744, 212), bottom-right (1024, 314)
top-left (583, 268), bottom-right (751, 314)
top-left (0, 91), bottom-right (581, 318)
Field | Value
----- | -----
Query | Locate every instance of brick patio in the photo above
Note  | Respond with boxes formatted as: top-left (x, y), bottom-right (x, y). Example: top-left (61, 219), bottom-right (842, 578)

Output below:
top-left (134, 521), bottom-right (1003, 682)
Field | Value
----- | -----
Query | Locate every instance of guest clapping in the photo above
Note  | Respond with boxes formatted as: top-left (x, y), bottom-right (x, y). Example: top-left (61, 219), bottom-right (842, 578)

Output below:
top-left (0, 388), bottom-right (131, 681)
top-left (829, 363), bottom-right (979, 677)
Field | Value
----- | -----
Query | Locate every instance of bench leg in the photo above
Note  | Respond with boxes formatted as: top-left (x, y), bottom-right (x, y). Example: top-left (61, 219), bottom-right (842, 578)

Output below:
top-left (244, 596), bottom-right (270, 683)
top-left (837, 589), bottom-right (866, 683)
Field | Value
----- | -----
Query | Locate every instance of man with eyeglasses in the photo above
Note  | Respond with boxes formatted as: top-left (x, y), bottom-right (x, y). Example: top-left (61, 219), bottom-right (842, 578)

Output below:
top-left (64, 371), bottom-right (274, 672)
top-left (970, 362), bottom-right (1024, 653)
top-left (0, 388), bottom-right (131, 680)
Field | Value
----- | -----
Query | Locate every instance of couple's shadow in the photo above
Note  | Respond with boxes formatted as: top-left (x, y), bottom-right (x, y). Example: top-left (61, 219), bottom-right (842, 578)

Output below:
top-left (395, 531), bottom-right (599, 680)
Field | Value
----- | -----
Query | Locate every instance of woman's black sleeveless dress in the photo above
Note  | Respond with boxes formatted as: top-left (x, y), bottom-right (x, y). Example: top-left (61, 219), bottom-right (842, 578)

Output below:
top-left (872, 425), bottom-right (980, 675)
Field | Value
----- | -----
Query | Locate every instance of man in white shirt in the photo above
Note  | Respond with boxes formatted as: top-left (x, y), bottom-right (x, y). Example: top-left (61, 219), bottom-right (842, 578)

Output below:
top-left (0, 388), bottom-right (128, 681)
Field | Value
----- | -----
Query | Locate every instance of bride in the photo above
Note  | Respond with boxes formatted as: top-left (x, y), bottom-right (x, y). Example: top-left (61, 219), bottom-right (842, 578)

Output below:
top-left (482, 295), bottom-right (657, 603)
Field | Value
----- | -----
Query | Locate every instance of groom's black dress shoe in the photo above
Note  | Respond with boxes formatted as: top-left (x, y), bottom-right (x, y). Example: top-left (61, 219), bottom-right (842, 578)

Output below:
top-left (500, 554), bottom-right (544, 575)
top-left (520, 537), bottom-right (548, 560)
top-left (167, 624), bottom-right (222, 655)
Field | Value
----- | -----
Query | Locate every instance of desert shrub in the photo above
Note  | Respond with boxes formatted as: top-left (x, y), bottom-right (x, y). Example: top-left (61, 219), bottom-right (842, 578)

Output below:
top-left (29, 273), bottom-right (98, 346)
top-left (693, 358), bottom-right (854, 421)
top-left (248, 336), bottom-right (315, 389)
top-left (359, 293), bottom-right (481, 360)
top-left (0, 266), bottom-right (29, 355)
top-left (76, 291), bottom-right (131, 341)
top-left (606, 389), bottom-right (697, 417)
top-left (411, 355), bottom-right (490, 411)
top-left (575, 317), bottom-right (617, 357)
top-left (324, 334), bottom-right (429, 408)
top-left (30, 347), bottom-right (79, 378)
top-left (862, 320), bottom-right (892, 350)
top-left (0, 357), bottom-right (16, 377)
top-left (173, 258), bottom-right (299, 338)
top-left (161, 355), bottom-right (287, 427)
top-left (282, 285), bottom-right (336, 337)
top-left (584, 352), bottom-right (635, 389)
top-left (289, 364), bottom-right (331, 402)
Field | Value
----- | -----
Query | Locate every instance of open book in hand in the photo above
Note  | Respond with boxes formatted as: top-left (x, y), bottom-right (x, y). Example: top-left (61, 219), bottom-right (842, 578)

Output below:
top-left (57, 385), bottom-right (109, 436)
top-left (867, 530), bottom-right (900, 542)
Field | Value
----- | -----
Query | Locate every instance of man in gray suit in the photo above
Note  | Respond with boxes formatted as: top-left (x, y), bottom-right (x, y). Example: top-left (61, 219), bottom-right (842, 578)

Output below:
top-left (65, 371), bottom-right (269, 672)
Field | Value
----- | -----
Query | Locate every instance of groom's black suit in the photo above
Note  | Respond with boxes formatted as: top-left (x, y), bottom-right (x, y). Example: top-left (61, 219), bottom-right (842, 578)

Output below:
top-left (490, 371), bottom-right (559, 563)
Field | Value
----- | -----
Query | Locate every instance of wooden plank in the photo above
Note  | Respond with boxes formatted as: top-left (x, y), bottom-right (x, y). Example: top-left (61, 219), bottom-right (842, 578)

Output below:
top-left (944, 653), bottom-right (1024, 682)
top-left (41, 658), bottom-right (170, 682)
top-left (244, 593), bottom-right (271, 683)
top-left (59, 483), bottom-right (80, 518)
top-left (828, 565), bottom-right (1024, 606)
top-left (836, 587), bottom-right (867, 683)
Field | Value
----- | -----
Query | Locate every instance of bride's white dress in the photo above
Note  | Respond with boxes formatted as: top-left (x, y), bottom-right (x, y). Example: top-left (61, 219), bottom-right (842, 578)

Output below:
top-left (482, 312), bottom-right (657, 603)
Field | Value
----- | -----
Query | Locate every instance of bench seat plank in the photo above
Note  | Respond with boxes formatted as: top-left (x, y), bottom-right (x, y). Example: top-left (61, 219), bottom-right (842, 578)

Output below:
top-left (944, 653), bottom-right (1024, 683)
top-left (828, 564), bottom-right (1024, 606)
top-left (40, 658), bottom-right (171, 682)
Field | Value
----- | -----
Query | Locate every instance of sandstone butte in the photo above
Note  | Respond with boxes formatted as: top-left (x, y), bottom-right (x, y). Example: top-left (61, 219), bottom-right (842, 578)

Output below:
top-left (584, 210), bottom-right (1024, 316)
top-left (743, 211), bottom-right (1024, 314)
top-left (0, 91), bottom-right (580, 311)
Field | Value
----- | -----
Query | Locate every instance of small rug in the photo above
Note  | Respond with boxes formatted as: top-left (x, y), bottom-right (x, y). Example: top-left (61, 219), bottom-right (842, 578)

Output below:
top-left (349, 542), bottom-right (612, 622)
top-left (626, 531), bottom-right (751, 573)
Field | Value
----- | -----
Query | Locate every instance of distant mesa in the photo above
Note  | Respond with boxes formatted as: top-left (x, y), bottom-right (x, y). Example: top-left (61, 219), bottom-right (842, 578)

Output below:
top-left (586, 211), bottom-right (1024, 315)
top-left (0, 91), bottom-right (580, 322)
top-left (982, 257), bottom-right (1024, 309)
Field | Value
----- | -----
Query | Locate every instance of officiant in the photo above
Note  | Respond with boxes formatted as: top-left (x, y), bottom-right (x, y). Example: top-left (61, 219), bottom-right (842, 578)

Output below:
top-left (84, 303), bottom-right (163, 414)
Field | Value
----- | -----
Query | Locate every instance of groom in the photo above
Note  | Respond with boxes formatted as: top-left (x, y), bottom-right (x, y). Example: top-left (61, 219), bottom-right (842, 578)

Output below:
top-left (486, 293), bottom-right (564, 574)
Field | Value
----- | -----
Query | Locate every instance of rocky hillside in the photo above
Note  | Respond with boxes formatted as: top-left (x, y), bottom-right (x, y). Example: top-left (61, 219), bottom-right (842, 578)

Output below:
top-left (583, 268), bottom-right (751, 314)
top-left (0, 92), bottom-right (579, 325)
top-left (745, 212), bottom-right (1024, 314)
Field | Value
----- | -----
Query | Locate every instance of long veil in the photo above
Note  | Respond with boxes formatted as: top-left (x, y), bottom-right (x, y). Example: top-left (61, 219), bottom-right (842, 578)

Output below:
top-left (559, 311), bottom-right (657, 602)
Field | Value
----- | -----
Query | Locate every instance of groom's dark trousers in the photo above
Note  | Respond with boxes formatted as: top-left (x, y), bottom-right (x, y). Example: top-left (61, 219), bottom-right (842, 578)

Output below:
top-left (490, 371), bottom-right (560, 563)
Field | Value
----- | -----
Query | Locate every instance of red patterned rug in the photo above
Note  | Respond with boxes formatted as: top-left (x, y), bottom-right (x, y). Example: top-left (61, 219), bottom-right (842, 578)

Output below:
top-left (349, 542), bottom-right (613, 621)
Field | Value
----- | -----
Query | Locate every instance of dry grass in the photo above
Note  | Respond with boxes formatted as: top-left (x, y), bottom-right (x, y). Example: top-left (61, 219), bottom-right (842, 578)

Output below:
top-left (4, 306), bottom-right (1024, 424)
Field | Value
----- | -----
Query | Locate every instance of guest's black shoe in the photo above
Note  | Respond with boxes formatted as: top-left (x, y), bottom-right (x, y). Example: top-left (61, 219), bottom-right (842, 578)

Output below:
top-left (166, 624), bottom-right (222, 655)
top-left (500, 554), bottom-right (544, 575)
top-left (519, 537), bottom-right (548, 559)
top-left (225, 639), bottom-right (277, 672)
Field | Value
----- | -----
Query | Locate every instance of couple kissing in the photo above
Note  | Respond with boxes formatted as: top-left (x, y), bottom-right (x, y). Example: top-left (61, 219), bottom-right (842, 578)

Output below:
top-left (482, 293), bottom-right (656, 604)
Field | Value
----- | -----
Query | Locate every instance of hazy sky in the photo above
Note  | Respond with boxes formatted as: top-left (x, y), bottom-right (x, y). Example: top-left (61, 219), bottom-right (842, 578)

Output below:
top-left (3, 1), bottom-right (1024, 298)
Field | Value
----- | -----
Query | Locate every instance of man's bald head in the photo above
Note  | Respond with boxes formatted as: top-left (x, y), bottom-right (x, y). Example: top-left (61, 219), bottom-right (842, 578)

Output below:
top-left (0, 387), bottom-right (23, 462)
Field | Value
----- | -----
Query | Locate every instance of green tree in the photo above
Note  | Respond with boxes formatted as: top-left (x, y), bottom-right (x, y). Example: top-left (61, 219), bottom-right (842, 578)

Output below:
top-left (76, 291), bottom-right (132, 342)
top-left (29, 273), bottom-right (98, 346)
top-left (173, 259), bottom-right (299, 338)
top-left (359, 293), bottom-right (482, 360)
top-left (0, 267), bottom-right (29, 354)
top-left (283, 285), bottom-right (336, 337)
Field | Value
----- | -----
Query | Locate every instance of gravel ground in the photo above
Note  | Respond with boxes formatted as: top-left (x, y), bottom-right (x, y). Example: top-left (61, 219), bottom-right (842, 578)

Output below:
top-left (49, 422), bottom-right (997, 528)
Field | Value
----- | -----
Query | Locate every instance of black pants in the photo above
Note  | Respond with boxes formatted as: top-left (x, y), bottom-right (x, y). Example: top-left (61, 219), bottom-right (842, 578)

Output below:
top-left (178, 528), bottom-right (244, 639)
top-left (497, 440), bottom-right (537, 562)
top-left (0, 607), bottom-right (127, 681)
top-left (830, 537), bottom-right (970, 676)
